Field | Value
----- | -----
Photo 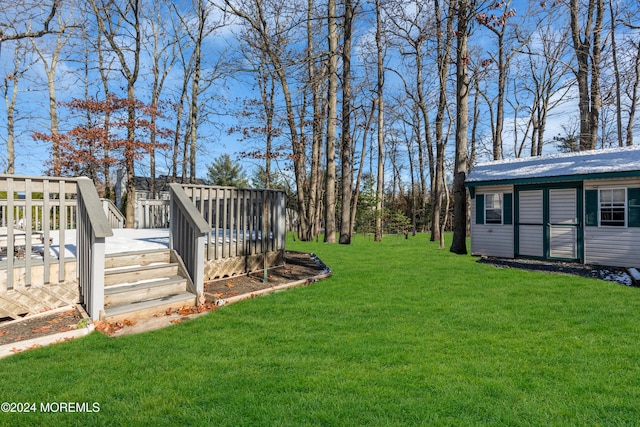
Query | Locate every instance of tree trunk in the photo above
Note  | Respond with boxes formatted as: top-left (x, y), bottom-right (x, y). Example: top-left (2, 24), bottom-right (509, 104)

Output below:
top-left (450, 0), bottom-right (470, 255)
top-left (324, 0), bottom-right (338, 243)
top-left (374, 0), bottom-right (385, 242)
top-left (569, 0), bottom-right (603, 151)
top-left (339, 0), bottom-right (354, 245)
top-left (627, 40), bottom-right (640, 146)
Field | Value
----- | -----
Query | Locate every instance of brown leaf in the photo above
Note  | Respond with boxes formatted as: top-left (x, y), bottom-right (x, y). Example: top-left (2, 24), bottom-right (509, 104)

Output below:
top-left (32, 325), bottom-right (52, 334)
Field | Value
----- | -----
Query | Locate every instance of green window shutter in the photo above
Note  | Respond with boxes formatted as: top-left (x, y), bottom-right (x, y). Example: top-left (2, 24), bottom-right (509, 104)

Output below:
top-left (628, 188), bottom-right (640, 227)
top-left (584, 189), bottom-right (598, 227)
top-left (503, 193), bottom-right (513, 225)
top-left (476, 194), bottom-right (485, 225)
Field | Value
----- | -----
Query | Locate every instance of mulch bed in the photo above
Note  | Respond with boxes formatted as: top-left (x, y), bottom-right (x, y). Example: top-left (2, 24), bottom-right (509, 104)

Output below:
top-left (477, 257), bottom-right (634, 286)
top-left (0, 251), bottom-right (329, 347)
top-left (0, 307), bottom-right (85, 346)
top-left (205, 251), bottom-right (330, 299)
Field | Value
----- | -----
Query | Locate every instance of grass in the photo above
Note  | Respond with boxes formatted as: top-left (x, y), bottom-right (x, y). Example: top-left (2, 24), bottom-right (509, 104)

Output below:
top-left (1, 233), bottom-right (640, 426)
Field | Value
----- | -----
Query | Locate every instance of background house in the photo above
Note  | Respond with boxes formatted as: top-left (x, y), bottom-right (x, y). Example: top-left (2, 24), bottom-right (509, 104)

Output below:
top-left (115, 171), bottom-right (206, 228)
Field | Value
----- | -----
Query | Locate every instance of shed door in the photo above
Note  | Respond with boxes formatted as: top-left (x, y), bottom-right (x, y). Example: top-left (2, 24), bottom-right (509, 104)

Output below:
top-left (548, 188), bottom-right (578, 259)
top-left (518, 190), bottom-right (544, 257)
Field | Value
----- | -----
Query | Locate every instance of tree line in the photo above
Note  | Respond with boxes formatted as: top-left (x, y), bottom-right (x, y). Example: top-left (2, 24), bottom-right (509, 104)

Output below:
top-left (1, 0), bottom-right (639, 249)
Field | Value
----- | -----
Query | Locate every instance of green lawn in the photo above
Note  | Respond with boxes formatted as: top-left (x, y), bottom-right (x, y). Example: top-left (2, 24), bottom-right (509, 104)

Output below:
top-left (1, 233), bottom-right (639, 426)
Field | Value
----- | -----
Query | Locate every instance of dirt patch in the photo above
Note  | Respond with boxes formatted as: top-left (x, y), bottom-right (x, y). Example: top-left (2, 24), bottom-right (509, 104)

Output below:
top-left (0, 307), bottom-right (86, 346)
top-left (477, 257), bottom-right (634, 286)
top-left (205, 251), bottom-right (330, 300)
top-left (0, 251), bottom-right (330, 347)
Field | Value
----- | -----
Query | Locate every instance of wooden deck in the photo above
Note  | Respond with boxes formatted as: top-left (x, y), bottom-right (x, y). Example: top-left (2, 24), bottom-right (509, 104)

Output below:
top-left (0, 229), bottom-right (170, 322)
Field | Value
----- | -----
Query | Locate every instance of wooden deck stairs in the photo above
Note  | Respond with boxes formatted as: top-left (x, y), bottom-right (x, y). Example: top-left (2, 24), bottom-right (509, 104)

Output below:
top-left (103, 248), bottom-right (196, 322)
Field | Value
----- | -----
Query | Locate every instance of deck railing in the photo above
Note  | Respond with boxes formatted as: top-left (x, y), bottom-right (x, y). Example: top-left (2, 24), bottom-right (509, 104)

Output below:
top-left (136, 198), bottom-right (170, 228)
top-left (168, 184), bottom-right (210, 295)
top-left (102, 198), bottom-right (125, 229)
top-left (77, 178), bottom-right (113, 320)
top-left (179, 184), bottom-right (287, 261)
top-left (0, 175), bottom-right (78, 290)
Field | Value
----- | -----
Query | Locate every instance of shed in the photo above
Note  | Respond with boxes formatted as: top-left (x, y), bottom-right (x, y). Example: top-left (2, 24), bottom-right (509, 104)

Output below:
top-left (465, 145), bottom-right (640, 268)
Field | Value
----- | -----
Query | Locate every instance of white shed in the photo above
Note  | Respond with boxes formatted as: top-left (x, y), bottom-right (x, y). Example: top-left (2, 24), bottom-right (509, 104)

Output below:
top-left (465, 146), bottom-right (640, 268)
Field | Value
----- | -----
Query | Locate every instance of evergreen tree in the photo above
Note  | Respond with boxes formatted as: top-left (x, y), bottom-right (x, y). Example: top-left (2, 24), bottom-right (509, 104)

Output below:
top-left (205, 154), bottom-right (249, 187)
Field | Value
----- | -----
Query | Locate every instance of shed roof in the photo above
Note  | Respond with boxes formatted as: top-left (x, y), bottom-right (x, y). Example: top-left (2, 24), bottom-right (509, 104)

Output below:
top-left (466, 145), bottom-right (640, 187)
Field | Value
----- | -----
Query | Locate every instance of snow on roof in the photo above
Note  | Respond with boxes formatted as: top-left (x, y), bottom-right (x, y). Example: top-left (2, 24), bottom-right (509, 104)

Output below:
top-left (466, 145), bottom-right (640, 184)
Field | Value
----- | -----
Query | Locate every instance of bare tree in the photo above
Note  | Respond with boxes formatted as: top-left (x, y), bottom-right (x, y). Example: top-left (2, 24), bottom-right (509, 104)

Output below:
top-left (145, 0), bottom-right (178, 195)
top-left (450, 0), bottom-right (472, 255)
top-left (90, 0), bottom-right (142, 227)
top-left (223, 0), bottom-right (311, 240)
top-left (433, 0), bottom-right (454, 242)
top-left (568, 0), bottom-right (604, 150)
top-left (324, 0), bottom-right (338, 243)
top-left (2, 41), bottom-right (35, 173)
top-left (0, 0), bottom-right (60, 44)
top-left (517, 12), bottom-right (572, 157)
top-left (339, 0), bottom-right (357, 245)
top-left (476, 0), bottom-right (517, 160)
top-left (30, 6), bottom-right (75, 176)
top-left (374, 0), bottom-right (385, 242)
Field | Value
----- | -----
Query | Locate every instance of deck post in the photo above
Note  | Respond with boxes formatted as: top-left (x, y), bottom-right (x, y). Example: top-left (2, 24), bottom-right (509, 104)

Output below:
top-left (76, 177), bottom-right (113, 320)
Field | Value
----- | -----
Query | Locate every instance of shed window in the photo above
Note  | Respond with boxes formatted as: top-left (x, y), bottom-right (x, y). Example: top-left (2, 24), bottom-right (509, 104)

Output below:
top-left (600, 188), bottom-right (626, 227)
top-left (485, 193), bottom-right (503, 224)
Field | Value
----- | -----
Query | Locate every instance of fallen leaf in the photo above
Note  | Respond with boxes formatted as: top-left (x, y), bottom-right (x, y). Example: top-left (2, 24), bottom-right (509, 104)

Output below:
top-left (32, 325), bottom-right (52, 334)
top-left (0, 330), bottom-right (9, 337)
top-left (178, 305), bottom-right (196, 316)
top-left (226, 283), bottom-right (235, 288)
top-left (170, 319), bottom-right (183, 324)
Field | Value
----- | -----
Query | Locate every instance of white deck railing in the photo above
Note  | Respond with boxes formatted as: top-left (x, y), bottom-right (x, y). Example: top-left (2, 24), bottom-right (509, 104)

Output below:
top-left (169, 183), bottom-right (209, 295)
top-left (78, 178), bottom-right (113, 320)
top-left (0, 175), bottom-right (78, 290)
top-left (102, 198), bottom-right (125, 229)
top-left (179, 184), bottom-right (287, 260)
top-left (0, 175), bottom-right (112, 320)
top-left (136, 198), bottom-right (170, 228)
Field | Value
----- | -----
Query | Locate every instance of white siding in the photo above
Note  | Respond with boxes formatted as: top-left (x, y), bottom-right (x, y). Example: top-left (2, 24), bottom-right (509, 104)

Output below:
top-left (549, 227), bottom-right (577, 259)
top-left (471, 185), bottom-right (514, 258)
top-left (584, 227), bottom-right (640, 267)
top-left (549, 188), bottom-right (577, 224)
top-left (584, 178), bottom-right (640, 267)
top-left (518, 225), bottom-right (543, 257)
top-left (519, 190), bottom-right (543, 224)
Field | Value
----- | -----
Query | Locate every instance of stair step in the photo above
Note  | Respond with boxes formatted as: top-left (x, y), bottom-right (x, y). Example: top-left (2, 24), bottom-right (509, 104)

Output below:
top-left (104, 276), bottom-right (187, 306)
top-left (104, 263), bottom-right (179, 286)
top-left (104, 291), bottom-right (196, 323)
top-left (104, 249), bottom-right (170, 270)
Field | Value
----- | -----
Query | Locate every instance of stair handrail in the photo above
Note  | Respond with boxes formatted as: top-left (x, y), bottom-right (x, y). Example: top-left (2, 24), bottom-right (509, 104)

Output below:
top-left (101, 198), bottom-right (125, 229)
top-left (77, 177), bottom-right (113, 320)
top-left (168, 183), bottom-right (209, 296)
